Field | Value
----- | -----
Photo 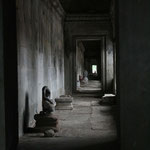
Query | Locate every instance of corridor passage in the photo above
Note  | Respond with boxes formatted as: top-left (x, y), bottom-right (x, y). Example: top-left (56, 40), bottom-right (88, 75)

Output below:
top-left (18, 96), bottom-right (118, 150)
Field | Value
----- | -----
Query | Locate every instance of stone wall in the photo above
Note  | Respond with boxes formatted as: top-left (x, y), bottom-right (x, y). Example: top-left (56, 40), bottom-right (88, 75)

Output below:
top-left (17, 0), bottom-right (65, 136)
top-left (106, 37), bottom-right (114, 92)
top-left (76, 41), bottom-right (85, 81)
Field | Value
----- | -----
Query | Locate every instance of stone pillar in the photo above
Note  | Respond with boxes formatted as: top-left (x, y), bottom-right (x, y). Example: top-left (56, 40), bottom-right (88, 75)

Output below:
top-left (3, 0), bottom-right (18, 149)
top-left (118, 0), bottom-right (150, 149)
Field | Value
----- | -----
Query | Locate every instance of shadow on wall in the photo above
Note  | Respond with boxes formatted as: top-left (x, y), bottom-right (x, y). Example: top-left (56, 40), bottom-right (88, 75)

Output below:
top-left (23, 92), bottom-right (29, 133)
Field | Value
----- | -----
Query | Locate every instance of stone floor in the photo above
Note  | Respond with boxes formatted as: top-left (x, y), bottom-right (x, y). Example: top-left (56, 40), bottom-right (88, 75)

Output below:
top-left (18, 95), bottom-right (119, 150)
top-left (77, 80), bottom-right (101, 92)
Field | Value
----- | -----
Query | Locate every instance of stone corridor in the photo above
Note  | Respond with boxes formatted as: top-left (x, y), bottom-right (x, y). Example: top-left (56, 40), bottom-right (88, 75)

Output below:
top-left (1, 0), bottom-right (149, 150)
top-left (18, 95), bottom-right (118, 150)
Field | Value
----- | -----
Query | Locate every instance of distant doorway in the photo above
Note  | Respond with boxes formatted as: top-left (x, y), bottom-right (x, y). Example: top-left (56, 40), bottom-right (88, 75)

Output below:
top-left (92, 65), bottom-right (97, 74)
top-left (75, 39), bottom-right (102, 93)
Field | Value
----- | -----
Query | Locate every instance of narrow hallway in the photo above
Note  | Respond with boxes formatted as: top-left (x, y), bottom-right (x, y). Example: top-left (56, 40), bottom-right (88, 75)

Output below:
top-left (1, 0), bottom-right (150, 150)
top-left (18, 95), bottom-right (118, 150)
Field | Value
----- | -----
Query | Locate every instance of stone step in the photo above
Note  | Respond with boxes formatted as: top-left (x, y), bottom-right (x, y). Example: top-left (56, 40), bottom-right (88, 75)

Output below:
top-left (55, 95), bottom-right (73, 110)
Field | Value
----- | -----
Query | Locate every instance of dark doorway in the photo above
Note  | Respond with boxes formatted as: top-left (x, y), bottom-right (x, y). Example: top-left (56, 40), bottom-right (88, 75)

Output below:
top-left (76, 40), bottom-right (102, 93)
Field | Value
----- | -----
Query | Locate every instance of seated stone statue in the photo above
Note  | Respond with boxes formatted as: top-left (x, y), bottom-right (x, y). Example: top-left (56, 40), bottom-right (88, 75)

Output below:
top-left (34, 86), bottom-right (58, 137)
top-left (42, 86), bottom-right (56, 114)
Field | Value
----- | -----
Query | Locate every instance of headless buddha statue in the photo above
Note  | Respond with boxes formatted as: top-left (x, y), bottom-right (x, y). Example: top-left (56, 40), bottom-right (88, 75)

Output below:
top-left (42, 86), bottom-right (56, 114)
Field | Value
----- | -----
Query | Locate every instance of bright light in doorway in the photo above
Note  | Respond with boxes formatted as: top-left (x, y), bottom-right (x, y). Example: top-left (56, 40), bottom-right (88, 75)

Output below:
top-left (92, 65), bottom-right (97, 74)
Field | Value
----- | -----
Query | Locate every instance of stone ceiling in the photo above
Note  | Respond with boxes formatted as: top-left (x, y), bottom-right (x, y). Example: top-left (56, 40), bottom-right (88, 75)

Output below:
top-left (82, 40), bottom-right (101, 57)
top-left (59, 0), bottom-right (111, 14)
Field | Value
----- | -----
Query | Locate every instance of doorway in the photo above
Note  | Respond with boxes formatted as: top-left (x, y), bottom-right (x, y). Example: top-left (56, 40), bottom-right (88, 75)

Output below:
top-left (76, 40), bottom-right (102, 93)
top-left (74, 37), bottom-right (107, 94)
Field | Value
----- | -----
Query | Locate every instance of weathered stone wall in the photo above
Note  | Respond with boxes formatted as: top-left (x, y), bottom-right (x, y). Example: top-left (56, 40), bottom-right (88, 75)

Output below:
top-left (76, 41), bottom-right (85, 81)
top-left (106, 37), bottom-right (114, 92)
top-left (64, 17), bottom-right (114, 94)
top-left (17, 0), bottom-right (65, 136)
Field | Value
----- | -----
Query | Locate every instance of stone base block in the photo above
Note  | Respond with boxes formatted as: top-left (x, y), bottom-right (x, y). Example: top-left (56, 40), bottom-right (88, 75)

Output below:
top-left (100, 94), bottom-right (116, 106)
top-left (55, 95), bottom-right (73, 110)
top-left (55, 103), bottom-right (73, 110)
top-left (34, 112), bottom-right (59, 133)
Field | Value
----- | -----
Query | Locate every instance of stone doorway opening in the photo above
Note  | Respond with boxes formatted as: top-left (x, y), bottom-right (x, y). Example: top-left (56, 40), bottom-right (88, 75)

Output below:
top-left (75, 39), bottom-right (103, 94)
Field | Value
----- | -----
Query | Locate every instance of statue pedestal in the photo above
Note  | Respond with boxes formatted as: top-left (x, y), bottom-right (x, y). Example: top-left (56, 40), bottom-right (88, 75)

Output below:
top-left (100, 94), bottom-right (116, 105)
top-left (55, 95), bottom-right (73, 110)
top-left (34, 112), bottom-right (59, 136)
